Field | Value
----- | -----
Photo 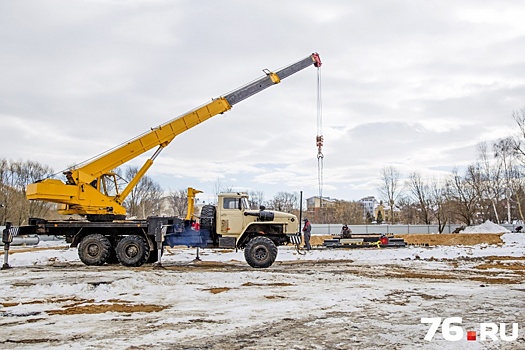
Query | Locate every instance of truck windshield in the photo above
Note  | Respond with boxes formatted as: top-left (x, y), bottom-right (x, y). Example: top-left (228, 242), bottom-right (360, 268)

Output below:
top-left (241, 197), bottom-right (250, 210)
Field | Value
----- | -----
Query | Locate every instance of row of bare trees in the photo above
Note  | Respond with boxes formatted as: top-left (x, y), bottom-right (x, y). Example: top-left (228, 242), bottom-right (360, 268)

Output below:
top-left (0, 162), bottom-right (164, 223)
top-left (377, 108), bottom-right (525, 230)
top-left (4, 109), bottom-right (525, 226)
top-left (0, 159), bottom-right (55, 225)
top-left (314, 200), bottom-right (366, 224)
top-left (0, 159), bottom-right (307, 223)
top-left (166, 184), bottom-right (304, 220)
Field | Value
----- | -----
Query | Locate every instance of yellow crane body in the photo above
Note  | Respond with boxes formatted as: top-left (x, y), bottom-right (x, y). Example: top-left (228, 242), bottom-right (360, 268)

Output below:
top-left (26, 98), bottom-right (232, 217)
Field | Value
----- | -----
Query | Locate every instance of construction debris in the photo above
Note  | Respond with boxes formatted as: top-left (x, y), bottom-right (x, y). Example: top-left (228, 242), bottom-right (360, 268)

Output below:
top-left (311, 233), bottom-right (504, 247)
top-left (322, 234), bottom-right (406, 249)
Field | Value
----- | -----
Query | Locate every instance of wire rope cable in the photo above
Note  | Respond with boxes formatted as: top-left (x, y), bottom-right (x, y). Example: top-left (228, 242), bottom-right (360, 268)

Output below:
top-left (316, 67), bottom-right (324, 200)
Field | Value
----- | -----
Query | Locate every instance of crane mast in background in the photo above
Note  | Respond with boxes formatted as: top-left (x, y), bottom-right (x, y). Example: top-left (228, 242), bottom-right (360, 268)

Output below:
top-left (26, 53), bottom-right (322, 221)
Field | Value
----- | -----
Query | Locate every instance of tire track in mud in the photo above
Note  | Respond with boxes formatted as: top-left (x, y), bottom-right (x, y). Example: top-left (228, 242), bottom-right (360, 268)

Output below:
top-left (6, 255), bottom-right (525, 285)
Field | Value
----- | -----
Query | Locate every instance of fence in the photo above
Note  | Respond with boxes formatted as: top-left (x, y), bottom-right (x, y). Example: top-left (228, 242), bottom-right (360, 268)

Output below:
top-left (311, 223), bottom-right (520, 235)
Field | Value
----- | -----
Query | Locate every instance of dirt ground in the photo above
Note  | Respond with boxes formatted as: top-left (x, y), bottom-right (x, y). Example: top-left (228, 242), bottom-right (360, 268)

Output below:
top-left (2, 235), bottom-right (525, 349)
top-left (310, 234), bottom-right (503, 247)
top-left (2, 244), bottom-right (525, 350)
top-left (1, 260), bottom-right (524, 350)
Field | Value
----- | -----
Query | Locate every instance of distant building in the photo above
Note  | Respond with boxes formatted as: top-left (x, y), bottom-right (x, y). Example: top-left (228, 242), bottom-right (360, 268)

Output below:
top-left (375, 201), bottom-right (401, 224)
top-left (375, 201), bottom-right (386, 223)
top-left (305, 196), bottom-right (336, 222)
top-left (359, 196), bottom-right (379, 220)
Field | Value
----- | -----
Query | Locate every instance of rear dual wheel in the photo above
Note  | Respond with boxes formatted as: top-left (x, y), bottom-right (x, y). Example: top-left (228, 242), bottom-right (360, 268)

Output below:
top-left (78, 234), bottom-right (112, 266)
top-left (78, 234), bottom-right (150, 267)
top-left (116, 235), bottom-right (150, 267)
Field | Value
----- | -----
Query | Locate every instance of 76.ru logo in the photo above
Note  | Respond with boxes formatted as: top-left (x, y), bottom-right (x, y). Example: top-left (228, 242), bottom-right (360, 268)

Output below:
top-left (421, 317), bottom-right (519, 342)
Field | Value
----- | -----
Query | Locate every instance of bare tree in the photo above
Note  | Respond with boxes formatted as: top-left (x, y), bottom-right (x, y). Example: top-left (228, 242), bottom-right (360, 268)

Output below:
top-left (0, 159), bottom-right (54, 224)
top-left (407, 172), bottom-right (432, 224)
top-left (510, 108), bottom-right (525, 221)
top-left (378, 166), bottom-right (402, 224)
top-left (512, 107), bottom-right (525, 160)
top-left (508, 167), bottom-right (525, 222)
top-left (213, 179), bottom-right (233, 199)
top-left (123, 166), bottom-right (163, 219)
top-left (430, 179), bottom-right (449, 233)
top-left (342, 201), bottom-right (366, 224)
top-left (316, 200), bottom-right (365, 224)
top-left (267, 192), bottom-right (298, 213)
top-left (446, 169), bottom-right (478, 226)
top-left (476, 142), bottom-right (504, 223)
top-left (168, 188), bottom-right (188, 217)
top-left (396, 196), bottom-right (419, 224)
top-left (512, 178), bottom-right (525, 223)
top-left (494, 137), bottom-right (519, 223)
top-left (0, 159), bottom-right (13, 224)
top-left (247, 190), bottom-right (264, 209)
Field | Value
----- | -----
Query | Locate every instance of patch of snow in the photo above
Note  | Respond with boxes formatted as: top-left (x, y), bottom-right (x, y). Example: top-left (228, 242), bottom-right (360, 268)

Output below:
top-left (4, 228), bottom-right (524, 269)
top-left (1, 230), bottom-right (525, 349)
top-left (501, 232), bottom-right (525, 246)
top-left (461, 220), bottom-right (511, 234)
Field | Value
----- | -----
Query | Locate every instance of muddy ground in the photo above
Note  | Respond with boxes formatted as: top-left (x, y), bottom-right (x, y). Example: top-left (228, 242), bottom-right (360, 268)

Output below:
top-left (310, 233), bottom-right (504, 247)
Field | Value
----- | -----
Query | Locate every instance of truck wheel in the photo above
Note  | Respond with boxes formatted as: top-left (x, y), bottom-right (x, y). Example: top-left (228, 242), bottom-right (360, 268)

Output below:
top-left (244, 236), bottom-right (278, 268)
top-left (78, 234), bottom-right (112, 266)
top-left (116, 235), bottom-right (150, 267)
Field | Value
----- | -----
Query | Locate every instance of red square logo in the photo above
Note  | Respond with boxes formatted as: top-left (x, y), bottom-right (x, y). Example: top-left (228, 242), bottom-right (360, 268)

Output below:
top-left (467, 331), bottom-right (476, 341)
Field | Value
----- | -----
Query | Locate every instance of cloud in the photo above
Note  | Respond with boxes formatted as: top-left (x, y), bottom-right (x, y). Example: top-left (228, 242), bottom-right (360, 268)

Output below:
top-left (1, 0), bottom-right (524, 203)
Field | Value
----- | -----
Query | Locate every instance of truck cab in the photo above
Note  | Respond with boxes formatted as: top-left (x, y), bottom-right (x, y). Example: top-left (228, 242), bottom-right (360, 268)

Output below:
top-left (196, 192), bottom-right (300, 268)
top-left (215, 192), bottom-right (298, 242)
top-left (216, 192), bottom-right (299, 238)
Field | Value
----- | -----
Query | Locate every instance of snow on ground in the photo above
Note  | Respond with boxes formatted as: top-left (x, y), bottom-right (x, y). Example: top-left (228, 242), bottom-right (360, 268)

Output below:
top-left (5, 232), bottom-right (525, 267)
top-left (1, 234), bottom-right (525, 349)
top-left (462, 221), bottom-right (511, 234)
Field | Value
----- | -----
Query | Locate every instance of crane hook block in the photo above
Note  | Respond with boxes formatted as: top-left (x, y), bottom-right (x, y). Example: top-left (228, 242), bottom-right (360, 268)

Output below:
top-left (316, 135), bottom-right (324, 147)
top-left (316, 135), bottom-right (324, 159)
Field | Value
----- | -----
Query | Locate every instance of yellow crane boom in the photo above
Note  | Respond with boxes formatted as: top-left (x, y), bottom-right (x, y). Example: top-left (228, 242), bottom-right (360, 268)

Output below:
top-left (26, 53), bottom-right (322, 221)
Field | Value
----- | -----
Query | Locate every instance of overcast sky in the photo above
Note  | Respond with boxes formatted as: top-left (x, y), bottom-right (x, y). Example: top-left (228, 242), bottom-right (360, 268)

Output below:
top-left (1, 0), bottom-right (524, 204)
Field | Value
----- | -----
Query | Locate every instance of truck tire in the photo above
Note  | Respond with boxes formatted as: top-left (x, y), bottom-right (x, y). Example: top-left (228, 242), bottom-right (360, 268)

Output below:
top-left (199, 204), bottom-right (216, 231)
top-left (78, 234), bottom-right (112, 266)
top-left (244, 236), bottom-right (278, 268)
top-left (116, 235), bottom-right (150, 267)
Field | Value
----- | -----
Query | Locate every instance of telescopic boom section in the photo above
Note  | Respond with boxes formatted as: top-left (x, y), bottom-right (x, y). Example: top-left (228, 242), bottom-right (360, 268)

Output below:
top-left (26, 53), bottom-right (322, 219)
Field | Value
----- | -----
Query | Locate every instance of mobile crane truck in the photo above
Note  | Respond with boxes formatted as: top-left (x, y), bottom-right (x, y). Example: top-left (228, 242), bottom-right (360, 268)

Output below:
top-left (2, 53), bottom-right (321, 269)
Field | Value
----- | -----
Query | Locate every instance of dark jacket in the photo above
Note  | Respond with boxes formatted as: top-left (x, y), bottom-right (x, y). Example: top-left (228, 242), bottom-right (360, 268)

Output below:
top-left (302, 221), bottom-right (311, 234)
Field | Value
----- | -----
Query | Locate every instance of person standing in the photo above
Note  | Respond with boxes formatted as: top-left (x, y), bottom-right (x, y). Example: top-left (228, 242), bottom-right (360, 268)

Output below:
top-left (302, 218), bottom-right (312, 250)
